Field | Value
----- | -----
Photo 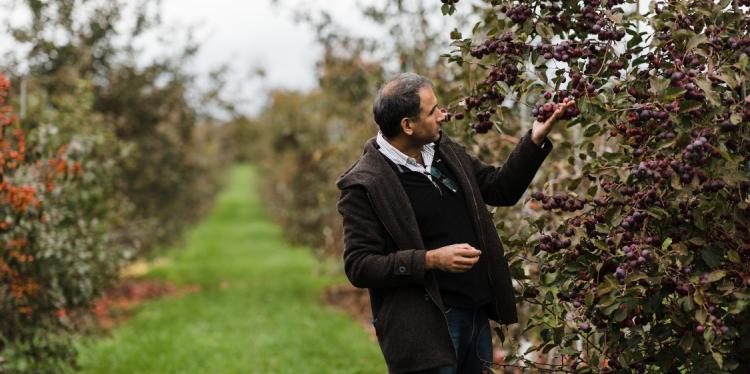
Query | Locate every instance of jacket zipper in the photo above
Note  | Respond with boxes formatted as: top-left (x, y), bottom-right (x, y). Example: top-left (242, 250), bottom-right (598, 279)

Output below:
top-left (364, 191), bottom-right (454, 352)
top-left (447, 146), bottom-right (502, 318)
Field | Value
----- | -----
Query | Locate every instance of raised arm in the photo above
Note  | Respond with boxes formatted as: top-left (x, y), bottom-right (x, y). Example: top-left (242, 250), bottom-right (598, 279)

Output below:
top-left (469, 130), bottom-right (552, 206)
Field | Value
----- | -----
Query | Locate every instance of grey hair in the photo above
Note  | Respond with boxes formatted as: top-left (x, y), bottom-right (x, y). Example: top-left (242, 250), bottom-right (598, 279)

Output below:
top-left (372, 73), bottom-right (433, 138)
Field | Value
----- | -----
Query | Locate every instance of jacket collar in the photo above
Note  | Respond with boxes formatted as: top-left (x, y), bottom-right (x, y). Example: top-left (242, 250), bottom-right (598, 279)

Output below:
top-left (336, 132), bottom-right (460, 190)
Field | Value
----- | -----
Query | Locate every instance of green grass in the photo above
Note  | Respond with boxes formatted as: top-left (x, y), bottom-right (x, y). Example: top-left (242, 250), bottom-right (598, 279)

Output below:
top-left (74, 165), bottom-right (385, 374)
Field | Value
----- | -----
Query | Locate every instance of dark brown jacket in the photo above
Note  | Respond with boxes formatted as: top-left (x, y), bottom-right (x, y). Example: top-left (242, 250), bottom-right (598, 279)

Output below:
top-left (336, 131), bottom-right (552, 373)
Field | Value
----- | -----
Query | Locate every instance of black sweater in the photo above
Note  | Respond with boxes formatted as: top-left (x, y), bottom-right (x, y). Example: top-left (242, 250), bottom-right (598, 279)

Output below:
top-left (383, 151), bottom-right (493, 308)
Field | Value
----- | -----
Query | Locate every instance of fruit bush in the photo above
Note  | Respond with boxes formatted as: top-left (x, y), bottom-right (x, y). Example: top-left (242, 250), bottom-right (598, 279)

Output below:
top-left (442, 0), bottom-right (750, 372)
top-left (1, 1), bottom-right (234, 370)
top-left (0, 73), bottom-right (129, 373)
top-left (7, 0), bottom-right (227, 254)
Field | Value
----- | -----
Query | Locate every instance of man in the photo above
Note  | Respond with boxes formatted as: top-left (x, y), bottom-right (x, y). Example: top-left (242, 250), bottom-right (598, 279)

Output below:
top-left (336, 73), bottom-right (573, 373)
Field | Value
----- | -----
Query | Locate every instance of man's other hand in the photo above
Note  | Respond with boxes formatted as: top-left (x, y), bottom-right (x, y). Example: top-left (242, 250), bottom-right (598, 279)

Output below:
top-left (425, 243), bottom-right (481, 272)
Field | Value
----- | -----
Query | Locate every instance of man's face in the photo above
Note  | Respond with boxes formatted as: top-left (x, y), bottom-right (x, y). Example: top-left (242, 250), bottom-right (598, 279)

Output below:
top-left (409, 86), bottom-right (445, 145)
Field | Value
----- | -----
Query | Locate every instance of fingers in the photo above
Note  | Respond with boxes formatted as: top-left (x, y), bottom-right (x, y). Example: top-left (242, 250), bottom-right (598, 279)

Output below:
top-left (432, 243), bottom-right (483, 272)
top-left (454, 256), bottom-right (480, 265)
top-left (544, 99), bottom-right (577, 127)
top-left (451, 243), bottom-right (480, 254)
top-left (545, 109), bottom-right (563, 126)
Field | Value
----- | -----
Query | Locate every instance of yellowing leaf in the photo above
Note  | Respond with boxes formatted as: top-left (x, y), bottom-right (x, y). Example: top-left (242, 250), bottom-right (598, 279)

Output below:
top-left (707, 270), bottom-right (726, 283)
top-left (695, 78), bottom-right (720, 106)
top-left (686, 34), bottom-right (708, 51)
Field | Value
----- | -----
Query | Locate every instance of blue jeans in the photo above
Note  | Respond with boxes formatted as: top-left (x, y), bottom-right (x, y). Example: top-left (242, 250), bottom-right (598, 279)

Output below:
top-left (410, 305), bottom-right (493, 374)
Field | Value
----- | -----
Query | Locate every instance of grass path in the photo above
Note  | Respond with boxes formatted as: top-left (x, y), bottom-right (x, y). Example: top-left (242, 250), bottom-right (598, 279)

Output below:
top-left (75, 165), bottom-right (385, 374)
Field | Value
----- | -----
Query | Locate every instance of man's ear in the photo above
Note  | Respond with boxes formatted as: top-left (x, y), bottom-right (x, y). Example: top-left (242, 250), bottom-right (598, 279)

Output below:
top-left (400, 117), bottom-right (414, 136)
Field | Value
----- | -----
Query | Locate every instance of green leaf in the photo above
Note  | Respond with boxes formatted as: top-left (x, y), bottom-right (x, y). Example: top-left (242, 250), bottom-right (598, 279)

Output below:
top-left (554, 326), bottom-right (564, 345)
top-left (728, 250), bottom-right (741, 264)
top-left (679, 100), bottom-right (702, 113)
top-left (646, 207), bottom-right (668, 219)
top-left (729, 300), bottom-right (748, 314)
top-left (602, 302), bottom-right (620, 316)
top-left (737, 53), bottom-right (748, 71)
top-left (701, 248), bottom-right (722, 268)
top-left (627, 31), bottom-right (643, 49)
top-left (584, 290), bottom-right (594, 306)
top-left (671, 29), bottom-right (693, 44)
top-left (680, 334), bottom-right (694, 353)
top-left (583, 124), bottom-right (601, 137)
top-left (450, 29), bottom-right (462, 40)
top-left (671, 173), bottom-right (682, 190)
top-left (649, 77), bottom-right (670, 97)
top-left (661, 237), bottom-right (673, 251)
top-left (695, 308), bottom-right (707, 323)
top-left (695, 78), bottom-right (720, 106)
top-left (731, 113), bottom-right (743, 125)
top-left (693, 290), bottom-right (705, 305)
top-left (593, 239), bottom-right (608, 252)
top-left (717, 142), bottom-right (733, 162)
top-left (535, 22), bottom-right (553, 40)
top-left (614, 306), bottom-right (628, 322)
top-left (661, 87), bottom-right (686, 101)
top-left (680, 295), bottom-right (695, 312)
top-left (686, 34), bottom-right (708, 51)
top-left (712, 351), bottom-right (724, 369)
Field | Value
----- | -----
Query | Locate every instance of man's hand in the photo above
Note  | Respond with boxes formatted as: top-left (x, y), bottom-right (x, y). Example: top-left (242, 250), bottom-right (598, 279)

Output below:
top-left (531, 98), bottom-right (577, 146)
top-left (425, 243), bottom-right (481, 272)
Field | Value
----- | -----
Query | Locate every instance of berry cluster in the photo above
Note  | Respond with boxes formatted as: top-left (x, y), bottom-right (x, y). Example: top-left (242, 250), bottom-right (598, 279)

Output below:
top-left (627, 107), bottom-right (669, 126)
top-left (620, 210), bottom-right (647, 231)
top-left (602, 182), bottom-right (638, 196)
top-left (536, 231), bottom-right (572, 253)
top-left (613, 244), bottom-right (653, 282)
top-left (505, 4), bottom-right (531, 24)
top-left (633, 159), bottom-right (672, 180)
top-left (632, 189), bottom-right (661, 209)
top-left (532, 99), bottom-right (580, 122)
top-left (696, 310), bottom-right (730, 336)
top-left (626, 85), bottom-right (650, 100)
top-left (442, 111), bottom-right (464, 122)
top-left (592, 21), bottom-right (626, 41)
top-left (532, 191), bottom-right (586, 212)
top-left (701, 179), bottom-right (726, 193)
top-left (727, 37), bottom-right (750, 53)
top-left (669, 159), bottom-right (697, 184)
top-left (470, 33), bottom-right (525, 59)
top-left (470, 108), bottom-right (495, 134)
top-left (682, 136), bottom-right (713, 166)
top-left (537, 41), bottom-right (585, 62)
top-left (483, 63), bottom-right (520, 86)
top-left (464, 86), bottom-right (503, 110)
top-left (566, 71), bottom-right (596, 99)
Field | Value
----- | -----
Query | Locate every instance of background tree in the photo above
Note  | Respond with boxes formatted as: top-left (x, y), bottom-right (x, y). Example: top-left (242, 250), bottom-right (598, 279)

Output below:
top-left (1, 0), bottom-right (233, 371)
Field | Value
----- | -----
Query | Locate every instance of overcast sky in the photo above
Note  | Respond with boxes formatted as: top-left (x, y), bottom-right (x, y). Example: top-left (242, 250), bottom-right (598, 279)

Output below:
top-left (0, 0), bottom-right (384, 116)
top-left (156, 0), bottom-right (384, 116)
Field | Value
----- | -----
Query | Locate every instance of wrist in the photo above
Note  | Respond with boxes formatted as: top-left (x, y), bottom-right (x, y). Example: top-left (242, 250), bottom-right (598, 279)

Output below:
top-left (425, 251), bottom-right (433, 270)
top-left (531, 133), bottom-right (546, 146)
